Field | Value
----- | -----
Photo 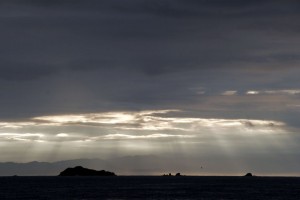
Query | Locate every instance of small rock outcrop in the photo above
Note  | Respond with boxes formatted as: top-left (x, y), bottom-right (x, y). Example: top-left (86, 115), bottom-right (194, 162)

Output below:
top-left (59, 166), bottom-right (116, 176)
top-left (175, 173), bottom-right (181, 176)
top-left (163, 172), bottom-right (183, 177)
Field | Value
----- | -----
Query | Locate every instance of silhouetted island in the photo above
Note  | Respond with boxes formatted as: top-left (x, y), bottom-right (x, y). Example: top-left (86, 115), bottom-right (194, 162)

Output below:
top-left (59, 166), bottom-right (116, 176)
top-left (244, 173), bottom-right (253, 177)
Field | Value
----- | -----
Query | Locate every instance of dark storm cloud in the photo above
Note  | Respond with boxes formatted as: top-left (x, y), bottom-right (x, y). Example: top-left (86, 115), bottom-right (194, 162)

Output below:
top-left (0, 61), bottom-right (58, 81)
top-left (2, 1), bottom-right (300, 76)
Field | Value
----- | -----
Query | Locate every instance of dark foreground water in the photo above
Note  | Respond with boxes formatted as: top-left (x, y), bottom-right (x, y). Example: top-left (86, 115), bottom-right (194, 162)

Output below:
top-left (0, 176), bottom-right (299, 199)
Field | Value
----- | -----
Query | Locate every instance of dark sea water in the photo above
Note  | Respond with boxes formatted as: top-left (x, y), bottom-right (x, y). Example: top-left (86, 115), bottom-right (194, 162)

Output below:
top-left (0, 176), bottom-right (299, 199)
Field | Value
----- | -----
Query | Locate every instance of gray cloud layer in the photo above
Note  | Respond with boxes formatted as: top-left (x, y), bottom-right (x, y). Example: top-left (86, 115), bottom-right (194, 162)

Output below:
top-left (1, 0), bottom-right (300, 119)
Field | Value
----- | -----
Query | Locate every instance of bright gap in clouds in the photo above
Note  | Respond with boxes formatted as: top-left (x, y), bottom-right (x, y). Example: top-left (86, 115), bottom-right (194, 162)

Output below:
top-left (0, 109), bottom-right (296, 175)
top-left (30, 110), bottom-right (286, 133)
top-left (0, 110), bottom-right (287, 143)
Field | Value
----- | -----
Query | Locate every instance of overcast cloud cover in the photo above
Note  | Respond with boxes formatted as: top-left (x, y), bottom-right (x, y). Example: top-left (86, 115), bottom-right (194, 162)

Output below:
top-left (0, 0), bottom-right (300, 175)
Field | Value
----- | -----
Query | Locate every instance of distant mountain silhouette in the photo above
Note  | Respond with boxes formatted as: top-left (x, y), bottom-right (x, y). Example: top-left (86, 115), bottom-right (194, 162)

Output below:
top-left (59, 166), bottom-right (116, 176)
top-left (0, 155), bottom-right (200, 176)
top-left (0, 159), bottom-right (107, 176)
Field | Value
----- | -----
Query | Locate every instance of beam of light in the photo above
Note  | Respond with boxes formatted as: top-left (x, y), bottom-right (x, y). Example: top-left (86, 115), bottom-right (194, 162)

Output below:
top-left (0, 108), bottom-right (296, 174)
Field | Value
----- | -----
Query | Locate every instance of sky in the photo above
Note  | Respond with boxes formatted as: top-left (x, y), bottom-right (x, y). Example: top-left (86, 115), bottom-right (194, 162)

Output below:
top-left (0, 0), bottom-right (300, 175)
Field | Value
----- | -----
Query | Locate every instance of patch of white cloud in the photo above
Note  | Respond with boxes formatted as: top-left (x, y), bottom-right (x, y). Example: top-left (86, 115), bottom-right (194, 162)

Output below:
top-left (189, 87), bottom-right (206, 95)
top-left (56, 133), bottom-right (69, 137)
top-left (246, 90), bottom-right (260, 95)
top-left (265, 90), bottom-right (300, 95)
top-left (101, 133), bottom-right (194, 140)
top-left (287, 104), bottom-right (300, 108)
top-left (0, 122), bottom-right (37, 129)
top-left (222, 90), bottom-right (237, 96)
top-left (0, 133), bottom-right (44, 142)
top-left (246, 89), bottom-right (300, 95)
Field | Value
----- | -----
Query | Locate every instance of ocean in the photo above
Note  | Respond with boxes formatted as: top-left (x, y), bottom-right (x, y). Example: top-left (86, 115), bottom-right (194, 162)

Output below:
top-left (0, 176), bottom-right (299, 199)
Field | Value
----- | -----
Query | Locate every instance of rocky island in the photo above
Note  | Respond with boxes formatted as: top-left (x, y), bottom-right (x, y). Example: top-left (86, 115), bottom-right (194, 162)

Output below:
top-left (244, 173), bottom-right (253, 177)
top-left (162, 173), bottom-right (183, 176)
top-left (59, 166), bottom-right (116, 176)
